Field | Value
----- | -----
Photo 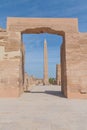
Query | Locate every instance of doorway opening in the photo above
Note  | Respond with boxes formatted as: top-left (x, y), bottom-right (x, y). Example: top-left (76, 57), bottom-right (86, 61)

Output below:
top-left (22, 33), bottom-right (63, 90)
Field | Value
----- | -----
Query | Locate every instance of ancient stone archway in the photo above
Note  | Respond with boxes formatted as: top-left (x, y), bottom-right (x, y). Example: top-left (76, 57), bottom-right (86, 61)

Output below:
top-left (0, 17), bottom-right (87, 98)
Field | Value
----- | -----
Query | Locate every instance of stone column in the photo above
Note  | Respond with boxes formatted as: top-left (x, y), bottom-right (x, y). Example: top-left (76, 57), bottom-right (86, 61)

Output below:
top-left (56, 64), bottom-right (61, 85)
top-left (43, 39), bottom-right (49, 85)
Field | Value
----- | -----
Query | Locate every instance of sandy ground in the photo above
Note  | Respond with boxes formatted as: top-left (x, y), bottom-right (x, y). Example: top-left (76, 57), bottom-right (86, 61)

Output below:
top-left (0, 85), bottom-right (87, 130)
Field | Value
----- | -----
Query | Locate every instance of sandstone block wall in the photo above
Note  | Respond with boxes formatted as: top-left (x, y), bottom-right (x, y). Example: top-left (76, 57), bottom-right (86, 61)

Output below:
top-left (61, 37), bottom-right (67, 97)
top-left (0, 17), bottom-right (87, 98)
top-left (65, 33), bottom-right (87, 98)
top-left (7, 18), bottom-right (78, 35)
top-left (0, 30), bottom-right (24, 97)
top-left (79, 33), bottom-right (87, 94)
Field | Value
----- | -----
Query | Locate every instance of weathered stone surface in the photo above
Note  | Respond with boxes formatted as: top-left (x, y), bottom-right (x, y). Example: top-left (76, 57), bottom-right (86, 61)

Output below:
top-left (0, 31), bottom-right (23, 97)
top-left (56, 64), bottom-right (61, 85)
top-left (61, 39), bottom-right (67, 96)
top-left (0, 60), bottom-right (21, 97)
top-left (0, 17), bottom-right (87, 98)
top-left (64, 33), bottom-right (87, 98)
top-left (43, 39), bottom-right (49, 85)
top-left (7, 18), bottom-right (78, 34)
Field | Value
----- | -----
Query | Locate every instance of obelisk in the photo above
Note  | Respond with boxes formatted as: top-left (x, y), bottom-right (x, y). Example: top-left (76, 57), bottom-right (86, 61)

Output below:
top-left (43, 39), bottom-right (49, 85)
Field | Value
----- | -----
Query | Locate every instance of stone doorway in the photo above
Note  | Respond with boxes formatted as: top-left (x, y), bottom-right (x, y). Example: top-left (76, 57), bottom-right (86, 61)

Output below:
top-left (20, 26), bottom-right (66, 97)
top-left (0, 17), bottom-right (87, 98)
top-left (22, 33), bottom-right (63, 88)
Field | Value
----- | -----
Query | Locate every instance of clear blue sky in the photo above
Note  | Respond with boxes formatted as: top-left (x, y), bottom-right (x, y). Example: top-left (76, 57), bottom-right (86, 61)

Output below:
top-left (0, 0), bottom-right (87, 78)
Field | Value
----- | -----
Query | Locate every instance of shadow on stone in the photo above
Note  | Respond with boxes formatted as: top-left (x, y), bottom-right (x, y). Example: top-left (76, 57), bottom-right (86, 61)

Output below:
top-left (24, 90), bottom-right (65, 98)
top-left (45, 90), bottom-right (65, 98)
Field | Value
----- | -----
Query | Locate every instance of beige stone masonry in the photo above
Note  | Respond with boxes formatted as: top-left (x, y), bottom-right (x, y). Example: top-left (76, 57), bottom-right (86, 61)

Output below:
top-left (0, 17), bottom-right (86, 98)
top-left (56, 64), bottom-right (61, 85)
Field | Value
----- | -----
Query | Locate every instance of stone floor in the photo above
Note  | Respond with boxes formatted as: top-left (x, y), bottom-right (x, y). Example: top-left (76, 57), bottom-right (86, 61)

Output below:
top-left (0, 85), bottom-right (87, 130)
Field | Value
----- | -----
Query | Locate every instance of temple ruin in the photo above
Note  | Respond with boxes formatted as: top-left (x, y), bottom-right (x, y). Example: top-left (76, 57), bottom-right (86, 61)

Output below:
top-left (0, 17), bottom-right (87, 98)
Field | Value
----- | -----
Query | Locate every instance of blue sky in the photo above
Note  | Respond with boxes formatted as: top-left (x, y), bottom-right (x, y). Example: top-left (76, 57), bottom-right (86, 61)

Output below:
top-left (0, 0), bottom-right (87, 78)
top-left (23, 34), bottom-right (62, 78)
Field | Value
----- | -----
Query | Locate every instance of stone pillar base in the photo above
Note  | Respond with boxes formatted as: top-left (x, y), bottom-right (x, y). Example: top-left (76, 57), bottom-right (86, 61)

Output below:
top-left (67, 91), bottom-right (87, 99)
top-left (0, 87), bottom-right (23, 97)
